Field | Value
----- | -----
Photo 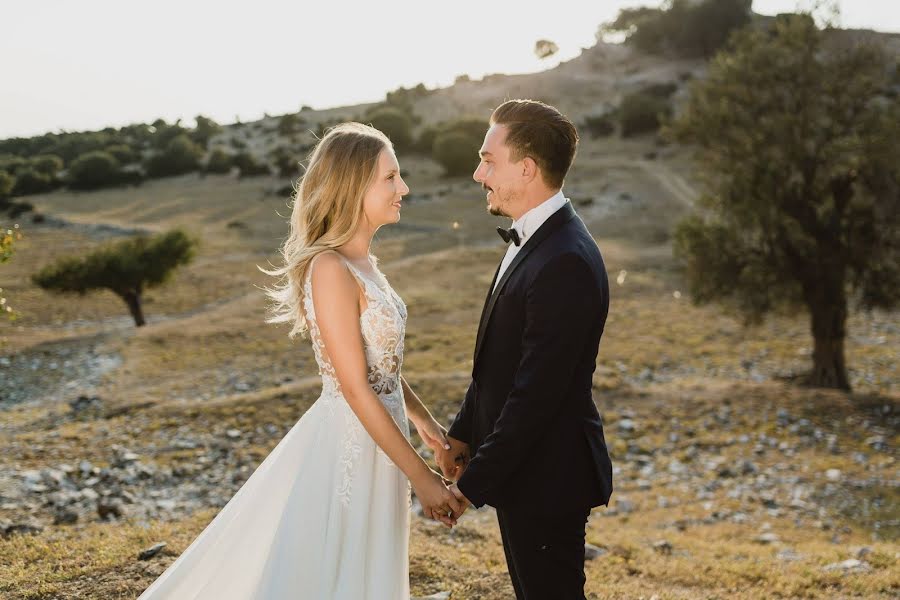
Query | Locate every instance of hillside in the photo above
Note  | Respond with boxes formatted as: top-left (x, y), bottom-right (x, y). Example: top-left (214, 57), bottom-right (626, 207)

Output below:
top-left (1, 31), bottom-right (898, 600)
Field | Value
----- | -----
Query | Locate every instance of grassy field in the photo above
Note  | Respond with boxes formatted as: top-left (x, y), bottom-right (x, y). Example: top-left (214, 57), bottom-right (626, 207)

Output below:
top-left (1, 128), bottom-right (897, 599)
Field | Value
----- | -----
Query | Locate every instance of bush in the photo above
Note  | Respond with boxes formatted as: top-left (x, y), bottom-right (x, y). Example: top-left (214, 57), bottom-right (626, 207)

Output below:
top-left (30, 154), bottom-right (64, 176)
top-left (67, 151), bottom-right (123, 190)
top-left (278, 113), bottom-right (306, 136)
top-left (233, 152), bottom-right (270, 177)
top-left (104, 144), bottom-right (137, 165)
top-left (619, 92), bottom-right (672, 137)
top-left (0, 170), bottom-right (15, 198)
top-left (12, 168), bottom-right (56, 195)
top-left (433, 131), bottom-right (480, 176)
top-left (583, 114), bottom-right (616, 138)
top-left (191, 115), bottom-right (222, 147)
top-left (366, 106), bottom-right (414, 153)
top-left (205, 148), bottom-right (234, 174)
top-left (145, 135), bottom-right (203, 177)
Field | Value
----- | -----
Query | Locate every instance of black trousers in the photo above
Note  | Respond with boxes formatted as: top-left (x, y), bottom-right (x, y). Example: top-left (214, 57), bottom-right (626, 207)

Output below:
top-left (496, 505), bottom-right (591, 600)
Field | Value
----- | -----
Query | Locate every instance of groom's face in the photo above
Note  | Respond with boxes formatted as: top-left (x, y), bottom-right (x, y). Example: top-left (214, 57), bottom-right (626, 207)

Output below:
top-left (473, 124), bottom-right (521, 218)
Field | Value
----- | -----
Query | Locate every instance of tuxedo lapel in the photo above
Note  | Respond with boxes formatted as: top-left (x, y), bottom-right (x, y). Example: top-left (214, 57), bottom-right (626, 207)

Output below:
top-left (472, 202), bottom-right (577, 366)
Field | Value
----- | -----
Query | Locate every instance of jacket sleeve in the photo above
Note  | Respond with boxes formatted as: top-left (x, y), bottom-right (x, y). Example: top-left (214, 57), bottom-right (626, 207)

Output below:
top-left (457, 253), bottom-right (602, 508)
top-left (447, 379), bottom-right (476, 443)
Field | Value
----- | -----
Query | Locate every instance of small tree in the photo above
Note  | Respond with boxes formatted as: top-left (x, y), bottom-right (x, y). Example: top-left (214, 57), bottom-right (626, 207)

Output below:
top-left (191, 115), bottom-right (223, 147)
top-left (619, 91), bottom-right (672, 137)
top-left (31, 228), bottom-right (198, 326)
top-left (534, 39), bottom-right (559, 60)
top-left (145, 134), bottom-right (203, 178)
top-left (68, 151), bottom-right (123, 190)
top-left (666, 14), bottom-right (900, 390)
top-left (366, 106), bottom-right (414, 153)
top-left (205, 148), bottom-right (234, 174)
top-left (0, 170), bottom-right (16, 199)
top-left (433, 131), bottom-right (479, 176)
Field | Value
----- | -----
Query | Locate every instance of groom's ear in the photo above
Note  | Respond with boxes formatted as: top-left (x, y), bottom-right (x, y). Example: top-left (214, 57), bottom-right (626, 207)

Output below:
top-left (521, 156), bottom-right (539, 183)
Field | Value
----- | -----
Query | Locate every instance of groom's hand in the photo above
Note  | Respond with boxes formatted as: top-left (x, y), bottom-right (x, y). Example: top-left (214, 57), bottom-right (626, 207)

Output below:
top-left (437, 435), bottom-right (470, 482)
top-left (449, 484), bottom-right (471, 519)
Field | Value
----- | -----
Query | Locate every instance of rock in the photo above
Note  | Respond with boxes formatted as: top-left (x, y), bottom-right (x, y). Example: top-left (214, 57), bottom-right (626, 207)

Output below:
top-left (98, 497), bottom-right (124, 520)
top-left (618, 419), bottom-right (636, 433)
top-left (822, 559), bottom-right (871, 573)
top-left (854, 546), bottom-right (873, 559)
top-left (225, 429), bottom-right (242, 439)
top-left (412, 593), bottom-right (451, 600)
top-left (53, 507), bottom-right (79, 525)
top-left (138, 542), bottom-right (167, 560)
top-left (584, 543), bottom-right (607, 560)
top-left (0, 519), bottom-right (43, 538)
top-left (777, 548), bottom-right (802, 562)
top-left (754, 532), bottom-right (780, 544)
top-left (652, 539), bottom-right (673, 555)
top-left (825, 469), bottom-right (841, 482)
top-left (69, 394), bottom-right (103, 413)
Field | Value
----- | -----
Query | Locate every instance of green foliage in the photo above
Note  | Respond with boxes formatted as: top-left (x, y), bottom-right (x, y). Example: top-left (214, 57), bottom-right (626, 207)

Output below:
top-left (0, 171), bottom-right (14, 198)
top-left (666, 13), bottom-right (900, 389)
top-left (191, 115), bottom-right (223, 147)
top-left (31, 228), bottom-right (198, 326)
top-left (233, 152), bottom-right (270, 177)
top-left (277, 113), bottom-right (306, 136)
top-left (67, 151), bottom-right (124, 190)
top-left (582, 114), bottom-right (616, 138)
top-left (365, 106), bottom-right (414, 153)
top-left (204, 148), bottom-right (234, 174)
top-left (11, 168), bottom-right (56, 195)
top-left (269, 146), bottom-right (301, 178)
top-left (619, 92), bottom-right (672, 137)
top-left (104, 144), bottom-right (137, 165)
top-left (433, 131), bottom-right (479, 177)
top-left (145, 134), bottom-right (203, 178)
top-left (534, 39), bottom-right (559, 59)
top-left (30, 154), bottom-right (64, 176)
top-left (601, 0), bottom-right (752, 58)
top-left (150, 119), bottom-right (189, 149)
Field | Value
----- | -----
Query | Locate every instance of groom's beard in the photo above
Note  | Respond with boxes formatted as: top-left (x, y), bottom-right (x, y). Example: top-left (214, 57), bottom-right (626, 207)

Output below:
top-left (486, 187), bottom-right (512, 217)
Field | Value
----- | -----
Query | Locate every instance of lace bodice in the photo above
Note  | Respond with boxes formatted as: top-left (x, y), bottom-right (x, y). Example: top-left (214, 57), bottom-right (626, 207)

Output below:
top-left (302, 251), bottom-right (409, 436)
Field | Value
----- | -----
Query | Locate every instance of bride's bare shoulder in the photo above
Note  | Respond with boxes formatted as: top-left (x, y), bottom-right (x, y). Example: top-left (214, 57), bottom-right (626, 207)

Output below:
top-left (309, 251), bottom-right (362, 307)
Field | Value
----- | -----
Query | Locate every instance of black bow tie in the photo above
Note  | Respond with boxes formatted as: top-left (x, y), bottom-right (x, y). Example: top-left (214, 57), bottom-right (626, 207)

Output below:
top-left (497, 226), bottom-right (521, 246)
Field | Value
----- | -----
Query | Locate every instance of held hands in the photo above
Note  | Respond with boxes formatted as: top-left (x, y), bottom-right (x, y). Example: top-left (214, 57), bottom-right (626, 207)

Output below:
top-left (412, 468), bottom-right (465, 528)
top-left (436, 435), bottom-right (471, 482)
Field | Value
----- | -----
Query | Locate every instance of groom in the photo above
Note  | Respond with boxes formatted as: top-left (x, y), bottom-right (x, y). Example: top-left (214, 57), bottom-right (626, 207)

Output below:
top-left (437, 99), bottom-right (613, 599)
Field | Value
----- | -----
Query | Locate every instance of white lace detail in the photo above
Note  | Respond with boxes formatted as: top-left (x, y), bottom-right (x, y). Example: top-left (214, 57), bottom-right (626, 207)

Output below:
top-left (302, 252), bottom-right (409, 506)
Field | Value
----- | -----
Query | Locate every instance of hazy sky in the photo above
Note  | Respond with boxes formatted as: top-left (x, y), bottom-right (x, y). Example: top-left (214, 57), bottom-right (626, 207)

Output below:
top-left (3, 0), bottom-right (898, 139)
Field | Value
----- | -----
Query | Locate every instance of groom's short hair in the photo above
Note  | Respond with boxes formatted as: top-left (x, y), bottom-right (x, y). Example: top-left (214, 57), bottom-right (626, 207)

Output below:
top-left (490, 99), bottom-right (579, 190)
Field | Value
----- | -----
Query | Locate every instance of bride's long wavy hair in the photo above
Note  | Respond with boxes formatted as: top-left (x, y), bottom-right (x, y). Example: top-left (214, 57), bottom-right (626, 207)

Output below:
top-left (258, 122), bottom-right (392, 339)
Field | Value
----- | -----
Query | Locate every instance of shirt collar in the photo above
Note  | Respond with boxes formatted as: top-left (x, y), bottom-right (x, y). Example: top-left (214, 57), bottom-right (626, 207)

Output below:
top-left (510, 189), bottom-right (568, 243)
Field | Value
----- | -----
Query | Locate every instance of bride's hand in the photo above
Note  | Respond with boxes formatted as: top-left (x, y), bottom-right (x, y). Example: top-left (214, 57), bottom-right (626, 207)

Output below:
top-left (414, 416), bottom-right (451, 454)
top-left (411, 469), bottom-right (463, 528)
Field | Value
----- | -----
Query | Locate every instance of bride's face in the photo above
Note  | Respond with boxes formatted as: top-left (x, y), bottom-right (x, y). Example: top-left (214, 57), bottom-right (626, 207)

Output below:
top-left (363, 148), bottom-right (409, 228)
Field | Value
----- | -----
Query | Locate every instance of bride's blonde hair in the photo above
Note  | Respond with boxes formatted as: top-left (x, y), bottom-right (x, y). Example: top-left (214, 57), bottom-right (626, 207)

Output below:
top-left (258, 122), bottom-right (392, 339)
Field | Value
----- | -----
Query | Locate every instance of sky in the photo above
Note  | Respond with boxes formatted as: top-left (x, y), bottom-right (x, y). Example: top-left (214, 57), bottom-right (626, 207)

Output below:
top-left (3, 0), bottom-right (898, 139)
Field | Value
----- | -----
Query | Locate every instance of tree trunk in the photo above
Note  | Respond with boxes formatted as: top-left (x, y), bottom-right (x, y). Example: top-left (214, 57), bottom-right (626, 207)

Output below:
top-left (120, 289), bottom-right (146, 327)
top-left (805, 278), bottom-right (850, 391)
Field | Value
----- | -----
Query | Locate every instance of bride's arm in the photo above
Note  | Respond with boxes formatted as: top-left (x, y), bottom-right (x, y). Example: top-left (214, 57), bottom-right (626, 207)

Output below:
top-left (311, 252), bottom-right (461, 522)
top-left (401, 375), bottom-right (451, 452)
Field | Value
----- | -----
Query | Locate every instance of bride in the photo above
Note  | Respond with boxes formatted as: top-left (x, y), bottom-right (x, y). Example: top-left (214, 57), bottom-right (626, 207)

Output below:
top-left (138, 122), bottom-right (464, 599)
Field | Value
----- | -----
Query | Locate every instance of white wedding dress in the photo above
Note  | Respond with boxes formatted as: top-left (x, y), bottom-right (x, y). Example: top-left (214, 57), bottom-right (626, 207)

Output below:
top-left (138, 252), bottom-right (412, 599)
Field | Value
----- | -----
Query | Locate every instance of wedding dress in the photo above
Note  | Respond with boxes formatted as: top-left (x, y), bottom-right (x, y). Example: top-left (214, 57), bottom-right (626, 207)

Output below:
top-left (138, 251), bottom-right (412, 599)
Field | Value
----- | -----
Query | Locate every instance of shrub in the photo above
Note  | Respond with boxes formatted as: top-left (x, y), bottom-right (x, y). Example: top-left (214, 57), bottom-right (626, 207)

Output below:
top-left (67, 151), bottom-right (123, 190)
top-left (619, 92), bottom-right (672, 137)
top-left (12, 168), bottom-right (56, 195)
top-left (0, 170), bottom-right (14, 198)
top-left (433, 131), bottom-right (480, 176)
top-left (104, 144), bottom-right (137, 165)
top-left (205, 148), bottom-right (234, 174)
top-left (233, 152), bottom-right (270, 177)
top-left (30, 154), bottom-right (64, 176)
top-left (366, 106), bottom-right (414, 152)
top-left (583, 114), bottom-right (616, 138)
top-left (145, 135), bottom-right (203, 177)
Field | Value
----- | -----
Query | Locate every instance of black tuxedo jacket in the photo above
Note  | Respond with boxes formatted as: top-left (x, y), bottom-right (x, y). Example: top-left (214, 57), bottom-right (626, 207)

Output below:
top-left (449, 201), bottom-right (613, 514)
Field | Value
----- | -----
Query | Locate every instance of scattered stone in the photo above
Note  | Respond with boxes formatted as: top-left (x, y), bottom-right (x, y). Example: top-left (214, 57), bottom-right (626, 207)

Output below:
top-left (618, 419), bottom-right (636, 433)
top-left (98, 497), bottom-right (124, 520)
top-left (225, 429), bottom-right (242, 439)
top-left (138, 542), bottom-right (168, 561)
top-left (585, 543), bottom-right (608, 560)
top-left (0, 519), bottom-right (43, 538)
top-left (53, 506), bottom-right (79, 525)
top-left (652, 539), bottom-right (673, 555)
top-left (822, 559), bottom-right (871, 573)
top-left (825, 469), bottom-right (841, 482)
top-left (412, 593), bottom-right (451, 600)
top-left (754, 532), bottom-right (780, 544)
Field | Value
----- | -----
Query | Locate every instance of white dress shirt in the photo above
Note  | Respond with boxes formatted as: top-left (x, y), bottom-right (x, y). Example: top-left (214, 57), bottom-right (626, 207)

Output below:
top-left (492, 190), bottom-right (569, 294)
